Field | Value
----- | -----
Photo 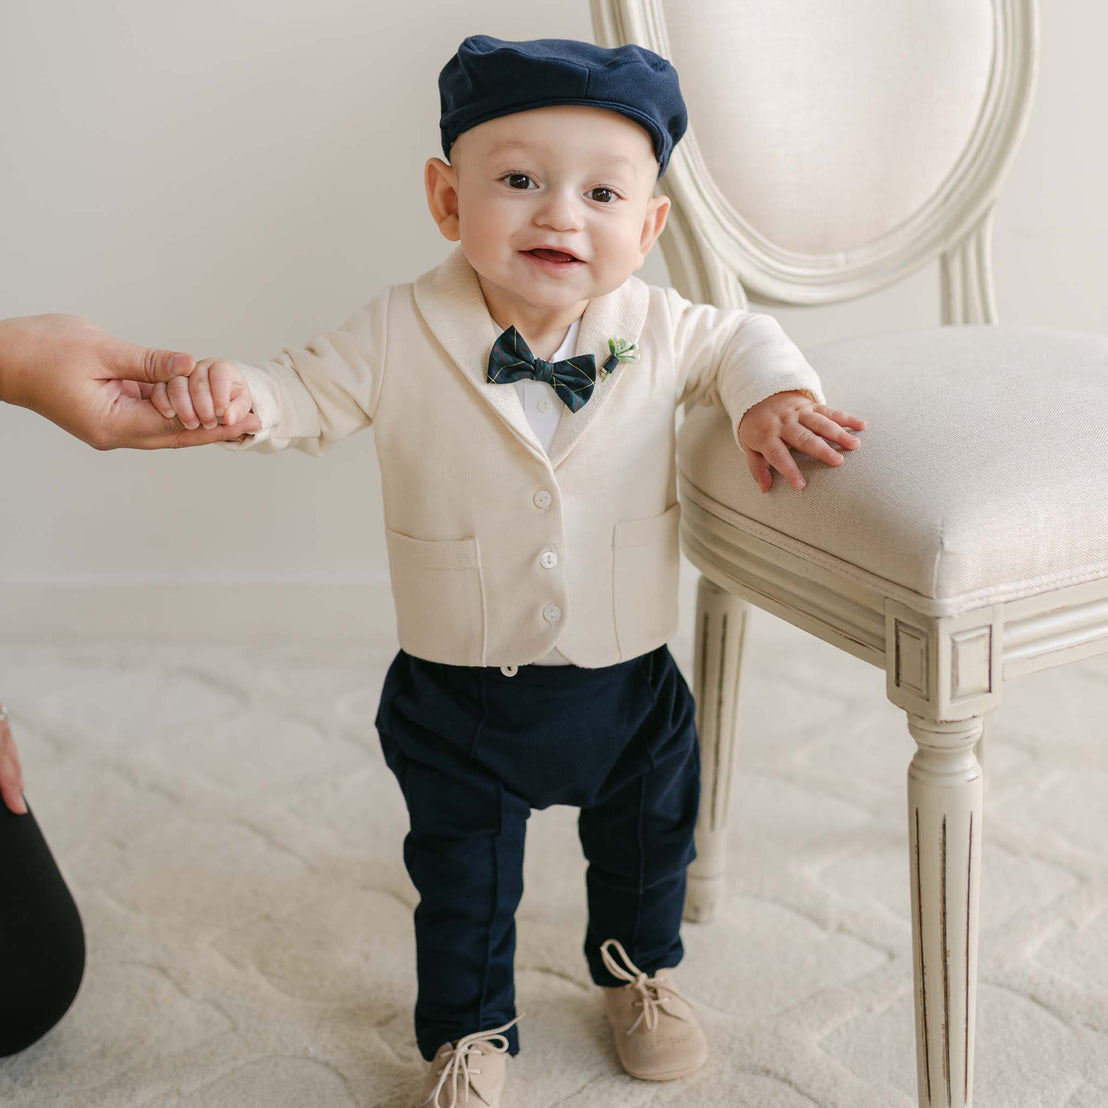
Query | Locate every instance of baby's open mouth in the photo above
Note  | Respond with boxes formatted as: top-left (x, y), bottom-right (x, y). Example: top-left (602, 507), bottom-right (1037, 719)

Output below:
top-left (524, 248), bottom-right (582, 264)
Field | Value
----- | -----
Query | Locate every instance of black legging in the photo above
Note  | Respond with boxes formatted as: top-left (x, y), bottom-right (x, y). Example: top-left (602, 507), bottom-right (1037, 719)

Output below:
top-left (0, 799), bottom-right (85, 1057)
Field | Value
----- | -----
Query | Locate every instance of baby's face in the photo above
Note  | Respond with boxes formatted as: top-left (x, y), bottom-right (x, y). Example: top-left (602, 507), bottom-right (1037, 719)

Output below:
top-left (426, 105), bottom-right (668, 326)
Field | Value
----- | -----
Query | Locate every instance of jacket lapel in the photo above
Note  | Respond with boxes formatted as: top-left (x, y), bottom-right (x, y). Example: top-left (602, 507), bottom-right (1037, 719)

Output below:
top-left (413, 245), bottom-right (541, 455)
top-left (412, 244), bottom-right (649, 468)
top-left (546, 274), bottom-right (648, 468)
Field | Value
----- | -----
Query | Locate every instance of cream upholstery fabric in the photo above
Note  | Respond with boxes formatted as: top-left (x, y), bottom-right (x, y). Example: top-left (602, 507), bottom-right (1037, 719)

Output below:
top-left (677, 324), bottom-right (1108, 612)
top-left (660, 0), bottom-right (994, 254)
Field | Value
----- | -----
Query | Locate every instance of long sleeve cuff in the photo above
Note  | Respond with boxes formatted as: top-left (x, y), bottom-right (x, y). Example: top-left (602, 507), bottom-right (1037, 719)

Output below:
top-left (215, 361), bottom-right (281, 451)
top-left (725, 378), bottom-right (826, 448)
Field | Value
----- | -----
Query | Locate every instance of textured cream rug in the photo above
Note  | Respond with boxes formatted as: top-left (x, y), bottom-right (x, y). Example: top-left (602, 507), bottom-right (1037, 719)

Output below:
top-left (1, 603), bottom-right (1107, 1108)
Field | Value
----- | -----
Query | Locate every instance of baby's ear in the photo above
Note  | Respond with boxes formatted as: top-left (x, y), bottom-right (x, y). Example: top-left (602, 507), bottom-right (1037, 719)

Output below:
top-left (424, 158), bottom-right (461, 241)
top-left (638, 193), bottom-right (670, 257)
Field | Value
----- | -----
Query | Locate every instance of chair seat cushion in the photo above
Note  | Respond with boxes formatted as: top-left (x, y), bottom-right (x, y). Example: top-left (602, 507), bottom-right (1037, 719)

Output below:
top-left (676, 324), bottom-right (1108, 609)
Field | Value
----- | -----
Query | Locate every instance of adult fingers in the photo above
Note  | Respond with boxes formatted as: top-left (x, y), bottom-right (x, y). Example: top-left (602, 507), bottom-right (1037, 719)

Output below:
top-left (0, 730), bottom-right (22, 785)
top-left (0, 775), bottom-right (26, 815)
top-left (118, 409), bottom-right (264, 451)
top-left (98, 332), bottom-right (196, 385)
top-left (167, 411), bottom-right (264, 449)
top-left (0, 709), bottom-right (27, 816)
top-left (0, 760), bottom-right (26, 815)
top-left (91, 389), bottom-right (262, 450)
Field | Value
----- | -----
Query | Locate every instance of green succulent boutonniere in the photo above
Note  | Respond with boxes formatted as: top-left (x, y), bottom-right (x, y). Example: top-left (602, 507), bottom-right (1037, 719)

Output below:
top-left (598, 337), bottom-right (639, 381)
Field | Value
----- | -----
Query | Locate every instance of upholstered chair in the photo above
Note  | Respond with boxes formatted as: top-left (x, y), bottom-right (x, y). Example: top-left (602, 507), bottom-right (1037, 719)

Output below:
top-left (592, 1), bottom-right (1108, 1105)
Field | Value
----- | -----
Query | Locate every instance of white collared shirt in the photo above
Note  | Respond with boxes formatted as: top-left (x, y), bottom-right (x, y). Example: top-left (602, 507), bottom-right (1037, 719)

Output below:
top-left (510, 316), bottom-right (581, 455)
top-left (512, 316), bottom-right (582, 666)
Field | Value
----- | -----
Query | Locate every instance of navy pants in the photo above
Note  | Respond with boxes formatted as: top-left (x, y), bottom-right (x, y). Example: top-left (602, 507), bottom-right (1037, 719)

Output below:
top-left (374, 643), bottom-right (700, 1061)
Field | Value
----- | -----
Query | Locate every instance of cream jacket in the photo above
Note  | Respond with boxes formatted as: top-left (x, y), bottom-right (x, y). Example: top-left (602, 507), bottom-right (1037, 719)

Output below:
top-left (221, 245), bottom-right (825, 668)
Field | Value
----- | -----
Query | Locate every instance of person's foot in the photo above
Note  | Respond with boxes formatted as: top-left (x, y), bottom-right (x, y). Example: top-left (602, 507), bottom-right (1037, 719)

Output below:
top-left (599, 938), bottom-right (708, 1081)
top-left (417, 1016), bottom-right (520, 1107)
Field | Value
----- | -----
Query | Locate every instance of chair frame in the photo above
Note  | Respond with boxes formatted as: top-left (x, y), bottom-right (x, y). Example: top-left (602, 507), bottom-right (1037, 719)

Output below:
top-left (591, 0), bottom-right (1038, 319)
top-left (584, 4), bottom-right (1108, 1107)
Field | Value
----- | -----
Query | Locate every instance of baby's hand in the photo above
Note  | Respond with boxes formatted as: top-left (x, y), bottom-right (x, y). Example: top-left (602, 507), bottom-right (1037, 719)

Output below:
top-left (149, 358), bottom-right (253, 431)
top-left (738, 390), bottom-right (866, 493)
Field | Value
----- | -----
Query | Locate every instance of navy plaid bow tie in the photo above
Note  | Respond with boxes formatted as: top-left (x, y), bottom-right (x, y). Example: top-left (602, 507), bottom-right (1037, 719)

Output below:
top-left (486, 326), bottom-right (598, 412)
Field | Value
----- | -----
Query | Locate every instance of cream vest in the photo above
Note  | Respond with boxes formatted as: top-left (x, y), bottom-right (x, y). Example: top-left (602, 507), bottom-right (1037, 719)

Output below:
top-left (224, 245), bottom-right (824, 668)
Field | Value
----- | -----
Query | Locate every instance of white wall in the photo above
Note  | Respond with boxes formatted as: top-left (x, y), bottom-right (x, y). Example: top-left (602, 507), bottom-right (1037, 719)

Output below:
top-left (0, 1), bottom-right (1104, 635)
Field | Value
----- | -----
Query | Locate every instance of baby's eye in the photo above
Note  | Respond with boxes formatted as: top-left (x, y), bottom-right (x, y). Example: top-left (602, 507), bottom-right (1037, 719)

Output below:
top-left (588, 187), bottom-right (620, 204)
top-left (503, 173), bottom-right (536, 190)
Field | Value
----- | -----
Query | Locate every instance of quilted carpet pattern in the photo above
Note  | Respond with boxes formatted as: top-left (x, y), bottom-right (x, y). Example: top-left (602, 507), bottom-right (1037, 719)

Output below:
top-left (1, 603), bottom-right (1107, 1107)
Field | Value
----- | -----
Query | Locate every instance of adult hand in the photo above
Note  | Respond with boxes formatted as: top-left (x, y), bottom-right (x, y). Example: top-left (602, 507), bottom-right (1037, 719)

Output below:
top-left (0, 314), bottom-right (261, 449)
top-left (0, 704), bottom-right (27, 816)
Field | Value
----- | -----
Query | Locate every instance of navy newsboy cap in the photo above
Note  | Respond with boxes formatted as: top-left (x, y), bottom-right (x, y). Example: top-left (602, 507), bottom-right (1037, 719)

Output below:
top-left (439, 35), bottom-right (688, 177)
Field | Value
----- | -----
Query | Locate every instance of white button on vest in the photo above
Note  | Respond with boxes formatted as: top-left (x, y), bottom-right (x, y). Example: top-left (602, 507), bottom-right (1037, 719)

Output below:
top-left (499, 665), bottom-right (518, 677)
top-left (533, 489), bottom-right (552, 509)
top-left (539, 549), bottom-right (559, 569)
top-left (543, 603), bottom-right (562, 623)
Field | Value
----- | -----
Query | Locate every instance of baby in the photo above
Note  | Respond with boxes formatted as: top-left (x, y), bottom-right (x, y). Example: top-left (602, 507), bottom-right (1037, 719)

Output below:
top-left (141, 34), bottom-right (864, 1108)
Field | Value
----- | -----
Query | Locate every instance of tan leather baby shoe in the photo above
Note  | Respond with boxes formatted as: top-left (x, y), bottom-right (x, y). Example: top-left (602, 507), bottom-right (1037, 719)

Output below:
top-left (599, 938), bottom-right (708, 1081)
top-left (417, 1016), bottom-right (520, 1107)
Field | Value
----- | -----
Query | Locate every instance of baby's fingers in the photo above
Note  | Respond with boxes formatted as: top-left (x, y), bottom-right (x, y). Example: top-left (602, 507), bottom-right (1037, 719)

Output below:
top-left (187, 362), bottom-right (219, 428)
top-left (742, 445), bottom-right (773, 493)
top-left (149, 381), bottom-right (176, 420)
top-left (762, 439), bottom-right (807, 490)
top-left (815, 404), bottom-right (867, 431)
top-left (167, 374), bottom-right (199, 428)
top-left (785, 423), bottom-right (845, 469)
top-left (207, 361), bottom-right (242, 424)
top-left (800, 410), bottom-right (862, 451)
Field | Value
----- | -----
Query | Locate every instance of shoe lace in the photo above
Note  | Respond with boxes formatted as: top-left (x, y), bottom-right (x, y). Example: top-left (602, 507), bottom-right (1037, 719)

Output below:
top-left (423, 1014), bottom-right (523, 1108)
top-left (599, 938), bottom-right (695, 1035)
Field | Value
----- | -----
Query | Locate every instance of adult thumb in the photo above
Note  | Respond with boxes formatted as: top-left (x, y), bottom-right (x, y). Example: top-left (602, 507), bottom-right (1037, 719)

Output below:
top-left (99, 331), bottom-right (196, 384)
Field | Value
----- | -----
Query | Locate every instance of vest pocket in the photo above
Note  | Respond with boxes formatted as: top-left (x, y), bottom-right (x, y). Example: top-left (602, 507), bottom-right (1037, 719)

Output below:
top-left (384, 529), bottom-right (486, 664)
top-left (611, 502), bottom-right (682, 660)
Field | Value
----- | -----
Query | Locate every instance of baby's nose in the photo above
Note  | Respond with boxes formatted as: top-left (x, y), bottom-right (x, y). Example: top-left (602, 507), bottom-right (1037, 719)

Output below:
top-left (535, 194), bottom-right (582, 231)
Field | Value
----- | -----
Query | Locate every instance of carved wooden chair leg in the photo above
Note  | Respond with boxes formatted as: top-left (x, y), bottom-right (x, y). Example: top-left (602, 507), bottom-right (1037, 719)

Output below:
top-left (906, 713), bottom-right (984, 1108)
top-left (973, 708), bottom-right (993, 770)
top-left (684, 574), bottom-right (748, 923)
